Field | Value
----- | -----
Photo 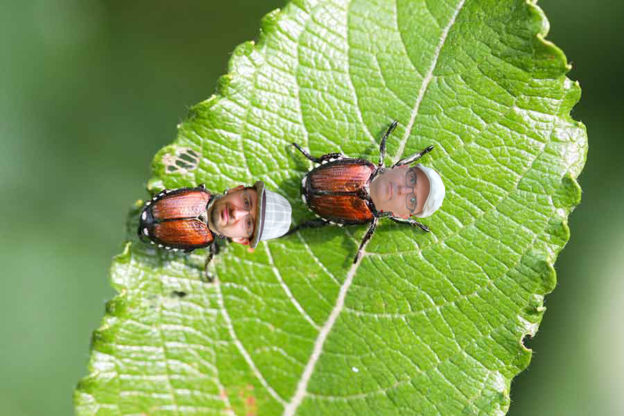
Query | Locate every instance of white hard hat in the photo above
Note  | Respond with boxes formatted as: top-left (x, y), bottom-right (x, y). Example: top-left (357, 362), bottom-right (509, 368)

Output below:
top-left (250, 181), bottom-right (292, 248)
top-left (415, 164), bottom-right (445, 217)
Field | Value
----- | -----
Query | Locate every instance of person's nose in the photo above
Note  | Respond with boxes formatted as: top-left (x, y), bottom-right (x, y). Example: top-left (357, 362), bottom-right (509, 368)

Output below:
top-left (397, 185), bottom-right (413, 195)
top-left (230, 206), bottom-right (248, 221)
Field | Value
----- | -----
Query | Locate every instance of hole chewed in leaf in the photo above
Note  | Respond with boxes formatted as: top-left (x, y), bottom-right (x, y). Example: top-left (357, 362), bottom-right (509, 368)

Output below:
top-left (162, 147), bottom-right (201, 174)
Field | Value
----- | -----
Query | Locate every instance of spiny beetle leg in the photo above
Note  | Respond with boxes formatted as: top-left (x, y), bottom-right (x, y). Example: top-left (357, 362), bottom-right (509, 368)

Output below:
top-left (392, 145), bottom-right (435, 168)
top-left (390, 216), bottom-right (430, 232)
top-left (285, 218), bottom-right (330, 236)
top-left (202, 243), bottom-right (220, 283)
top-left (353, 218), bottom-right (378, 264)
top-left (211, 241), bottom-right (221, 257)
top-left (292, 143), bottom-right (343, 164)
top-left (378, 120), bottom-right (398, 167)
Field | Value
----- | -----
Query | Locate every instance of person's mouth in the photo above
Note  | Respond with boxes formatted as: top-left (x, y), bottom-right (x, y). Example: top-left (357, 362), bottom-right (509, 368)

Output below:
top-left (221, 204), bottom-right (229, 224)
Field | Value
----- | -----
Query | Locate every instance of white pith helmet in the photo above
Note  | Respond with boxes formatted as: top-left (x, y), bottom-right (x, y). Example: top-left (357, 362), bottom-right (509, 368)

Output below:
top-left (250, 181), bottom-right (292, 248)
top-left (415, 164), bottom-right (445, 217)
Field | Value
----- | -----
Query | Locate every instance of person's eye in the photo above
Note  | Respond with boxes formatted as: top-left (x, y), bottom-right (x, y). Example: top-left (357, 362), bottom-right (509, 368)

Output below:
top-left (244, 196), bottom-right (250, 210)
top-left (246, 216), bottom-right (254, 236)
top-left (407, 170), bottom-right (417, 186)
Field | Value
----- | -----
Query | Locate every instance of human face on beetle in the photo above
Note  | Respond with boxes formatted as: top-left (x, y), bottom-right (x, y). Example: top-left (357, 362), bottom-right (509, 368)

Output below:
top-left (370, 165), bottom-right (431, 218)
top-left (208, 186), bottom-right (258, 245)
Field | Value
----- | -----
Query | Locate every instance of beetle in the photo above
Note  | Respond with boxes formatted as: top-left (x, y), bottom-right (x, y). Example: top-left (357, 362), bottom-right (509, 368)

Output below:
top-left (290, 121), bottom-right (445, 263)
top-left (138, 184), bottom-right (221, 265)
top-left (137, 180), bottom-right (293, 275)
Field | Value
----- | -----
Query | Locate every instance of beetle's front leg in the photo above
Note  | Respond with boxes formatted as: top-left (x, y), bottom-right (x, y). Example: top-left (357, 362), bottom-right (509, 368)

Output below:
top-left (292, 143), bottom-right (344, 164)
top-left (392, 145), bottom-right (434, 168)
top-left (375, 210), bottom-right (394, 218)
top-left (202, 242), bottom-right (220, 283)
top-left (390, 216), bottom-right (430, 232)
top-left (378, 120), bottom-right (398, 167)
top-left (353, 218), bottom-right (378, 264)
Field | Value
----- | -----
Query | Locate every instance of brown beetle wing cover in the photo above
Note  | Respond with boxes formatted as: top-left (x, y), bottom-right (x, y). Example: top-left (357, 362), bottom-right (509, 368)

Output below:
top-left (306, 193), bottom-right (374, 223)
top-left (305, 160), bottom-right (375, 223)
top-left (151, 219), bottom-right (214, 247)
top-left (151, 189), bottom-right (211, 220)
top-left (308, 160), bottom-right (375, 193)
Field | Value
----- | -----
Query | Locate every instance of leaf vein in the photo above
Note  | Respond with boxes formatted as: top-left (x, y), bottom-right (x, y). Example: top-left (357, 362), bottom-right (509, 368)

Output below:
top-left (393, 0), bottom-right (467, 163)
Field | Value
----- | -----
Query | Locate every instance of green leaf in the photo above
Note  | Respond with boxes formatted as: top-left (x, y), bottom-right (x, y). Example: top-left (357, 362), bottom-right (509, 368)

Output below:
top-left (75, 0), bottom-right (586, 414)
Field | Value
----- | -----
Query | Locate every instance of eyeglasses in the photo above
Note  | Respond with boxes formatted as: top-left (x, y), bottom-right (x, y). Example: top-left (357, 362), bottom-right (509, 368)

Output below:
top-left (405, 168), bottom-right (418, 213)
top-left (242, 191), bottom-right (255, 238)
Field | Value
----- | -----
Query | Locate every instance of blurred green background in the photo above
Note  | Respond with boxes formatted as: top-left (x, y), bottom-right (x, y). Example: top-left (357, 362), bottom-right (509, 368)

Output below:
top-left (0, 1), bottom-right (620, 415)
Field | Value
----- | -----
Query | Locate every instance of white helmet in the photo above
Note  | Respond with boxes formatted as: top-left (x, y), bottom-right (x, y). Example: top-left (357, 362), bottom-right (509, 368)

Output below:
top-left (250, 181), bottom-right (292, 248)
top-left (415, 164), bottom-right (445, 217)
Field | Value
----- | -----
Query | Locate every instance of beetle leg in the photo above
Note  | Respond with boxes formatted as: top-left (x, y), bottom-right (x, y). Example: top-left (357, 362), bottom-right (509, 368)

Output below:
top-left (202, 243), bottom-right (220, 283)
top-left (292, 143), bottom-right (343, 164)
top-left (353, 218), bottom-right (378, 263)
top-left (285, 218), bottom-right (330, 236)
top-left (392, 145), bottom-right (435, 168)
top-left (390, 216), bottom-right (430, 232)
top-left (378, 121), bottom-right (398, 167)
top-left (292, 142), bottom-right (317, 162)
top-left (375, 210), bottom-right (393, 218)
top-left (212, 240), bottom-right (221, 256)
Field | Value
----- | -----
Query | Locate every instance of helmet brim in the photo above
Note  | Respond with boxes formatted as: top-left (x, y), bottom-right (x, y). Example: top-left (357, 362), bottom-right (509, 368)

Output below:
top-left (250, 181), bottom-right (266, 248)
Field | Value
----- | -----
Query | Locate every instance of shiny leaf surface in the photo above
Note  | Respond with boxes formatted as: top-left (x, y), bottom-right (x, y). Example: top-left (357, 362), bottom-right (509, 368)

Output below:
top-left (76, 0), bottom-right (586, 414)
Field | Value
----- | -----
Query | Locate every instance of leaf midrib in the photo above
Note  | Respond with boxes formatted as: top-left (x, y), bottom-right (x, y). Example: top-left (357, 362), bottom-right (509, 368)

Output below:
top-left (280, 1), bottom-right (467, 414)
